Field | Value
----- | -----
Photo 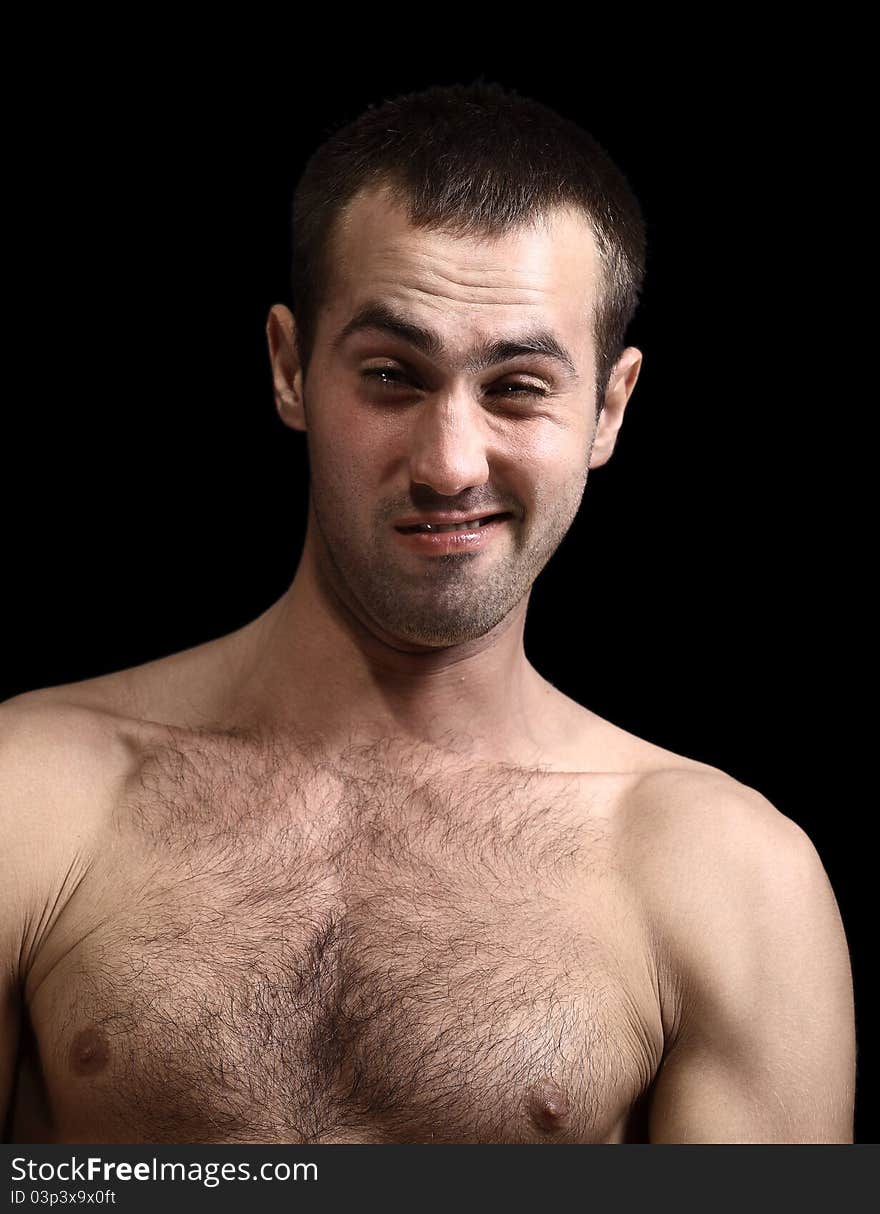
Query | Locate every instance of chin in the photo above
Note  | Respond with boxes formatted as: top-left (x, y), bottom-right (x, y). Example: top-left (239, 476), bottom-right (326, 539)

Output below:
top-left (378, 609), bottom-right (511, 649)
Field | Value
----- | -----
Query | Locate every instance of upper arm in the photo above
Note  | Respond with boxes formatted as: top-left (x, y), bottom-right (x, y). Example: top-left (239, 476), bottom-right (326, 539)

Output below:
top-left (633, 775), bottom-right (856, 1143)
top-left (0, 692), bottom-right (118, 1136)
top-left (0, 698), bottom-right (38, 1132)
top-left (0, 956), bottom-right (21, 1139)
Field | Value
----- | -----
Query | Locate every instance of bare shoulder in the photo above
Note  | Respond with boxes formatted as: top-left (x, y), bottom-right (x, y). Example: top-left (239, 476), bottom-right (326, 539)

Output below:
top-left (4, 633), bottom-right (238, 729)
top-left (0, 689), bottom-right (146, 983)
top-left (617, 764), bottom-right (832, 937)
top-left (618, 764), bottom-right (824, 888)
top-left (616, 766), bottom-right (852, 1052)
top-left (0, 688), bottom-right (142, 879)
top-left (0, 686), bottom-right (141, 779)
top-left (615, 768), bottom-right (856, 1141)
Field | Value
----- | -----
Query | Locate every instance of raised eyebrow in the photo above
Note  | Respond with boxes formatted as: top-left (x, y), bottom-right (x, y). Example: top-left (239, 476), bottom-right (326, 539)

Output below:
top-left (332, 301), bottom-right (579, 380)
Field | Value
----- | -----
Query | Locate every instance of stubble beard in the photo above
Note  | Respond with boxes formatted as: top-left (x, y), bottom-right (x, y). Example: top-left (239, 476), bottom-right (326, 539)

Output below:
top-left (309, 473), bottom-right (587, 649)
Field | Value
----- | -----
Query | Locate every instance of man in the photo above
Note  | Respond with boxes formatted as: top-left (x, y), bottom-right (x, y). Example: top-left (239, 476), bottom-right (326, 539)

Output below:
top-left (1, 80), bottom-right (855, 1144)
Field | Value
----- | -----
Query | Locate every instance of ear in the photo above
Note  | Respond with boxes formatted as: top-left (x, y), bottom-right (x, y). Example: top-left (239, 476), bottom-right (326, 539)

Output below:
top-left (266, 303), bottom-right (307, 431)
top-left (589, 347), bottom-right (643, 469)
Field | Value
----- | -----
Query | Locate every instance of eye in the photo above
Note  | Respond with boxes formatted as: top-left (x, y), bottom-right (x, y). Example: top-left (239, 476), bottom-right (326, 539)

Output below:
top-left (493, 382), bottom-right (547, 399)
top-left (362, 368), bottom-right (413, 390)
top-left (361, 368), bottom-right (547, 399)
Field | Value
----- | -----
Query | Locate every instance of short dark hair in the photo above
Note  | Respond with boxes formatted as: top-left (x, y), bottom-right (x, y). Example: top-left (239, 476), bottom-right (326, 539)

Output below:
top-left (290, 79), bottom-right (646, 416)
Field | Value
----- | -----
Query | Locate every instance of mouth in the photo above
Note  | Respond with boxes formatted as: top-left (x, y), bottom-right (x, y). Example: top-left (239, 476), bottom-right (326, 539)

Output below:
top-left (395, 513), bottom-right (513, 534)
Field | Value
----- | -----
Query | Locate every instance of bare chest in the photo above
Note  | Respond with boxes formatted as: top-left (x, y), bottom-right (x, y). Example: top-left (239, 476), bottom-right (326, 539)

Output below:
top-left (19, 730), bottom-right (663, 1143)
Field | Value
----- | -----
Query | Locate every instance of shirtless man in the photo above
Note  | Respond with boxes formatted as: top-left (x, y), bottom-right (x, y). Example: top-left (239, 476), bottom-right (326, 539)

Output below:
top-left (1, 81), bottom-right (856, 1144)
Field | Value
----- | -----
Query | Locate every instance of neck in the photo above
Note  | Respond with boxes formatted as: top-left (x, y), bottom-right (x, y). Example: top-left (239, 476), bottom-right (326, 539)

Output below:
top-left (224, 524), bottom-right (566, 766)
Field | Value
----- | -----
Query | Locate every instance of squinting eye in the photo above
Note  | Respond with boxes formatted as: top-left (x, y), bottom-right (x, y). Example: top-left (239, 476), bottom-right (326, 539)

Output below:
top-left (497, 383), bottom-right (547, 398)
top-left (362, 368), bottom-right (410, 388)
top-left (362, 369), bottom-right (546, 399)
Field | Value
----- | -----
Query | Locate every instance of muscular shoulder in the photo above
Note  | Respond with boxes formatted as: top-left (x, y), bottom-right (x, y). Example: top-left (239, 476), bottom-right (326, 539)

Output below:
top-left (616, 765), bottom-right (806, 879)
top-left (0, 690), bottom-right (137, 977)
top-left (0, 687), bottom-right (137, 789)
top-left (615, 770), bottom-right (838, 1030)
top-left (618, 767), bottom-right (853, 1071)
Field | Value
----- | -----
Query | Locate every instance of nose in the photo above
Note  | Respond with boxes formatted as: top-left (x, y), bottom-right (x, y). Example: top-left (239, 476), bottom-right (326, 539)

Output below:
top-left (407, 394), bottom-right (491, 497)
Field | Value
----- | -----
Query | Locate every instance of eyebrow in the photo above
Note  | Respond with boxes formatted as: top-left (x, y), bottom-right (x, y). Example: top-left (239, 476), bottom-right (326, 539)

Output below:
top-left (331, 300), bottom-right (579, 380)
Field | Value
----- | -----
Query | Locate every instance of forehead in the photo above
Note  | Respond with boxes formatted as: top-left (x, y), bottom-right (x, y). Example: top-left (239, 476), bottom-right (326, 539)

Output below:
top-left (320, 185), bottom-right (601, 364)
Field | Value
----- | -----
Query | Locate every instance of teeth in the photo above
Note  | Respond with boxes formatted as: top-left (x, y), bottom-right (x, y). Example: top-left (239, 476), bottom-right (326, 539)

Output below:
top-left (399, 514), bottom-right (508, 534)
top-left (416, 518), bottom-right (487, 533)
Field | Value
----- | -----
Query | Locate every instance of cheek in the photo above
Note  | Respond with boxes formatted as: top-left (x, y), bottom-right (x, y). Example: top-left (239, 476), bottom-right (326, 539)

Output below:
top-left (502, 409), bottom-right (591, 458)
top-left (307, 417), bottom-right (390, 513)
top-left (314, 412), bottom-right (406, 489)
top-left (514, 424), bottom-right (591, 488)
top-left (519, 436), bottom-right (591, 526)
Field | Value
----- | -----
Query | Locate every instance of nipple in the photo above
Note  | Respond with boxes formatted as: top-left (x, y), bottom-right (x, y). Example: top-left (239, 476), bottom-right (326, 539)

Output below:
top-left (68, 1026), bottom-right (111, 1076)
top-left (525, 1076), bottom-right (571, 1133)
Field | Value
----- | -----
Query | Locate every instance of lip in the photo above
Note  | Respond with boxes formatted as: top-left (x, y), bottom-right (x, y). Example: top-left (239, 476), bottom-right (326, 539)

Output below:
top-left (391, 513), bottom-right (512, 556)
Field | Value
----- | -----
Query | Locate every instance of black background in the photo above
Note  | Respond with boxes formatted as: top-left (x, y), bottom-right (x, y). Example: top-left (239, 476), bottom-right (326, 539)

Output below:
top-left (4, 35), bottom-right (873, 1141)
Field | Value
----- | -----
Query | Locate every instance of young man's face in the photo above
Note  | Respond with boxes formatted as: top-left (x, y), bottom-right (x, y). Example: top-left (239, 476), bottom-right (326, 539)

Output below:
top-left (271, 185), bottom-right (640, 649)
